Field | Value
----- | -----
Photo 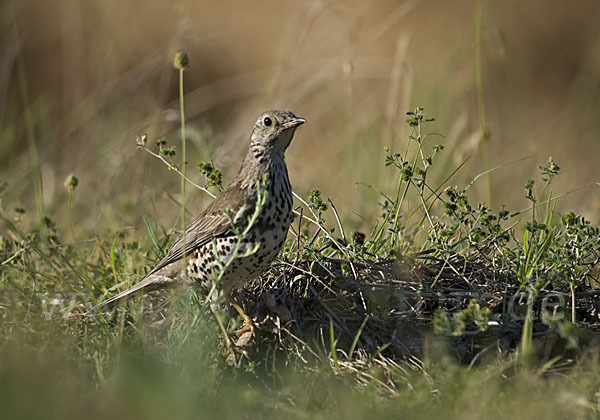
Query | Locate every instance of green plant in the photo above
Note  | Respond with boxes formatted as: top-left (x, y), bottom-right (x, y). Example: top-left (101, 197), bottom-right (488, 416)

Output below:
top-left (64, 174), bottom-right (78, 241)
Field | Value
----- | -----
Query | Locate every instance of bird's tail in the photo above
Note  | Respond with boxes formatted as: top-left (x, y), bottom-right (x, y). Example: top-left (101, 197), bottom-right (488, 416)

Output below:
top-left (99, 274), bottom-right (178, 311)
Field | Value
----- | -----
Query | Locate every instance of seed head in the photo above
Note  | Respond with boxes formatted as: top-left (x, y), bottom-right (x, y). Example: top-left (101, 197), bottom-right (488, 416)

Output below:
top-left (64, 174), bottom-right (79, 191)
top-left (173, 50), bottom-right (189, 70)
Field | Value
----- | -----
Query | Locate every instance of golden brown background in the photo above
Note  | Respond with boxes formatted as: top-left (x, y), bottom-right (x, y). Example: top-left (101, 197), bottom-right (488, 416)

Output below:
top-left (2, 0), bottom-right (599, 234)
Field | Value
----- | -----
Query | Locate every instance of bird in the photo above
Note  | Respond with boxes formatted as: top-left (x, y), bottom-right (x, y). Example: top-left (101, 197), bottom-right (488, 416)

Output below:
top-left (102, 110), bottom-right (305, 343)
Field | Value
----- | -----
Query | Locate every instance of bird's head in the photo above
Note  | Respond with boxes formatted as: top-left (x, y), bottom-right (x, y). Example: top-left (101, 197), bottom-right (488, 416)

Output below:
top-left (249, 110), bottom-right (305, 155)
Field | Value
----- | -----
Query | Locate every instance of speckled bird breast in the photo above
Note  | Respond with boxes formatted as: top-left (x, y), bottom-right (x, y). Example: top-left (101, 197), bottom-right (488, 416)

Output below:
top-left (186, 158), bottom-right (293, 293)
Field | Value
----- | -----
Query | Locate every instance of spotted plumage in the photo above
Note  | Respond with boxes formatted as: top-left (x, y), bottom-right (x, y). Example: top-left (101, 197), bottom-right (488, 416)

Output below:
top-left (102, 110), bottom-right (305, 317)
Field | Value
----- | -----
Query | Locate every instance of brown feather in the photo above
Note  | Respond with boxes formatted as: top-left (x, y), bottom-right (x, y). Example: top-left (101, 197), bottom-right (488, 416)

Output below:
top-left (146, 180), bottom-right (254, 277)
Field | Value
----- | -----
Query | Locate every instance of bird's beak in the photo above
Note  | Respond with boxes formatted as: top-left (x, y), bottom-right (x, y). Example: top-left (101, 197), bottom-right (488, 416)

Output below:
top-left (284, 117), bottom-right (306, 129)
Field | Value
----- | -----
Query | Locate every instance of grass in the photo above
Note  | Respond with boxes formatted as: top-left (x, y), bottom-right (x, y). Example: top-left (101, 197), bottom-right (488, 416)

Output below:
top-left (175, 51), bottom-right (189, 274)
top-left (1, 95), bottom-right (600, 418)
top-left (2, 2), bottom-right (600, 417)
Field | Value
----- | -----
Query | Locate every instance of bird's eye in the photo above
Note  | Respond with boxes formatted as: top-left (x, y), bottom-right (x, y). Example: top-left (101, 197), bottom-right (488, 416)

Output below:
top-left (263, 116), bottom-right (272, 126)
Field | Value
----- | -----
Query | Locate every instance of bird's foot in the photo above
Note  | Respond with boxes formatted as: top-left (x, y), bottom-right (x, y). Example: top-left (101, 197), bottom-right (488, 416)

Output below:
top-left (234, 316), bottom-right (255, 347)
top-left (235, 315), bottom-right (255, 336)
top-left (223, 322), bottom-right (254, 365)
top-left (225, 345), bottom-right (249, 366)
top-left (223, 294), bottom-right (258, 350)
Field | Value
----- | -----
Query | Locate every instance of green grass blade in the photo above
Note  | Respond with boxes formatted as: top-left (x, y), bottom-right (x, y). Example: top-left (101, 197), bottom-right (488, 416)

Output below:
top-left (329, 318), bottom-right (339, 369)
top-left (348, 315), bottom-right (369, 360)
top-left (143, 215), bottom-right (162, 254)
top-left (110, 231), bottom-right (121, 286)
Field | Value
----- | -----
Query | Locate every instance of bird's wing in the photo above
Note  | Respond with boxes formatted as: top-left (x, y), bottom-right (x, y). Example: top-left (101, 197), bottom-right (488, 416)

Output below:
top-left (145, 184), bottom-right (252, 277)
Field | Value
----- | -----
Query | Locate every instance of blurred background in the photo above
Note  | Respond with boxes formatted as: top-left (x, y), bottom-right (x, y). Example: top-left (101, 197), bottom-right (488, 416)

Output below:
top-left (1, 0), bottom-right (599, 237)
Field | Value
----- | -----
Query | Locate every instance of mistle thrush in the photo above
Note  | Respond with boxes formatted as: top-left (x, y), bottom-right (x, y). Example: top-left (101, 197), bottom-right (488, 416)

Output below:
top-left (102, 110), bottom-right (305, 334)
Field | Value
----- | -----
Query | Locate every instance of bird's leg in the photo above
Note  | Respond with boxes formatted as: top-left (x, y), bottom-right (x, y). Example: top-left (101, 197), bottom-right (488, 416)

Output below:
top-left (211, 306), bottom-right (248, 365)
top-left (226, 294), bottom-right (255, 337)
top-left (210, 307), bottom-right (233, 349)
